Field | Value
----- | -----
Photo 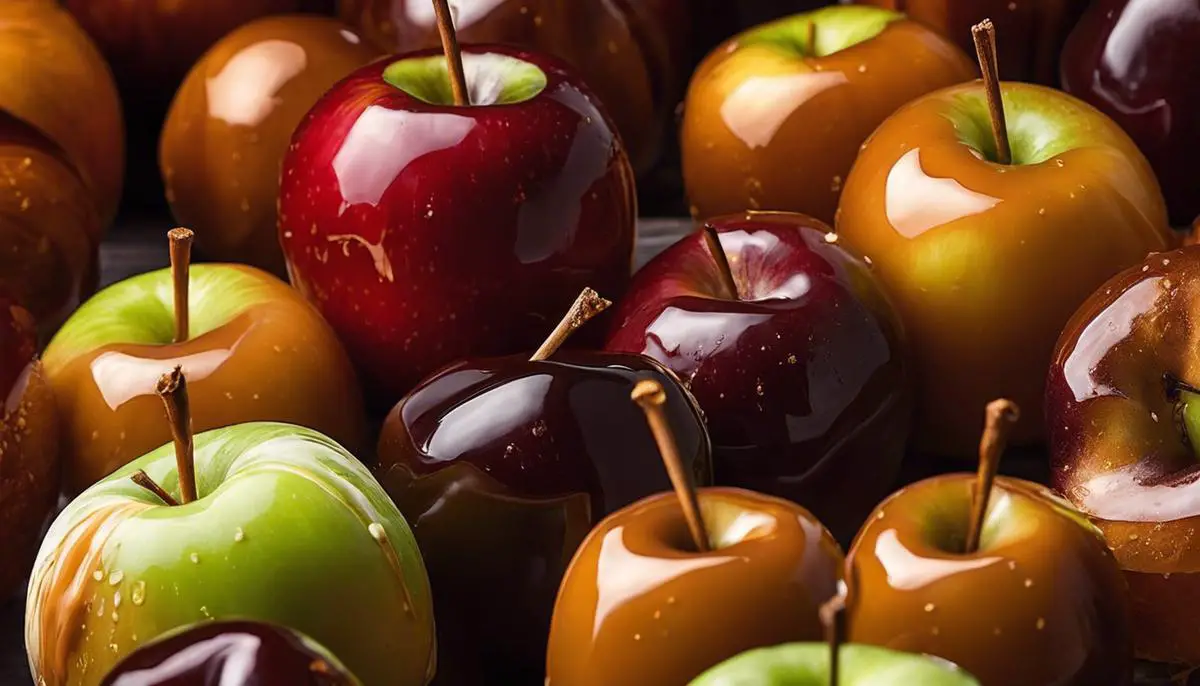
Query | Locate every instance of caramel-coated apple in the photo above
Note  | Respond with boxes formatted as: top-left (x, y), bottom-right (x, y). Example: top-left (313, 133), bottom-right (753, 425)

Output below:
top-left (847, 400), bottom-right (1132, 685)
top-left (605, 212), bottom-right (910, 542)
top-left (161, 16), bottom-right (378, 275)
top-left (856, 0), bottom-right (1088, 84)
top-left (1061, 0), bottom-right (1200, 228)
top-left (681, 5), bottom-right (975, 225)
top-left (835, 27), bottom-right (1172, 455)
top-left (0, 299), bottom-right (58, 600)
top-left (44, 232), bottom-right (367, 495)
top-left (1047, 245), bottom-right (1200, 665)
top-left (338, 0), bottom-right (682, 174)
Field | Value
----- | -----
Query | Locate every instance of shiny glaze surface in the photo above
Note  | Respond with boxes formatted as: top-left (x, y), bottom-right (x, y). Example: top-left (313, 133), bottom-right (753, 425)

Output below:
top-left (0, 300), bottom-right (58, 599)
top-left (101, 621), bottom-right (358, 686)
top-left (376, 351), bottom-right (711, 684)
top-left (859, 0), bottom-right (1088, 84)
top-left (162, 16), bottom-right (378, 275)
top-left (836, 81), bottom-right (1171, 455)
top-left (1062, 0), bottom-right (1200, 227)
top-left (0, 0), bottom-right (125, 227)
top-left (606, 213), bottom-right (910, 541)
top-left (682, 15), bottom-right (974, 225)
top-left (44, 265), bottom-right (367, 495)
top-left (1047, 246), bottom-right (1200, 662)
top-left (280, 45), bottom-right (636, 407)
top-left (546, 487), bottom-right (843, 686)
top-left (847, 475), bottom-right (1132, 685)
top-left (339, 0), bottom-right (683, 173)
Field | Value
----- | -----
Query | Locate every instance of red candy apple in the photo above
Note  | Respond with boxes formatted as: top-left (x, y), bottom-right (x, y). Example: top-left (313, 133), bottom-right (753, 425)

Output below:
top-left (606, 212), bottom-right (910, 540)
top-left (280, 44), bottom-right (636, 407)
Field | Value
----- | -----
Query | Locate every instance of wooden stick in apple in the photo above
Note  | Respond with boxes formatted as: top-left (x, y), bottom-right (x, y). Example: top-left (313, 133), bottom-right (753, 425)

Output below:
top-left (631, 378), bottom-right (710, 552)
top-left (168, 228), bottom-right (193, 343)
top-left (819, 593), bottom-right (847, 686)
top-left (157, 366), bottom-right (198, 504)
top-left (701, 224), bottom-right (740, 300)
top-left (130, 469), bottom-right (180, 506)
top-left (964, 398), bottom-right (1020, 553)
top-left (529, 287), bottom-right (612, 361)
top-left (431, 0), bottom-right (470, 106)
top-left (970, 20), bottom-right (1011, 165)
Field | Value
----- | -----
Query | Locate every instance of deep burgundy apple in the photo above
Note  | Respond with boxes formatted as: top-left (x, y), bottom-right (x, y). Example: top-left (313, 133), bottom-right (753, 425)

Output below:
top-left (279, 44), bottom-right (636, 408)
top-left (605, 212), bottom-right (910, 541)
top-left (1061, 0), bottom-right (1200, 227)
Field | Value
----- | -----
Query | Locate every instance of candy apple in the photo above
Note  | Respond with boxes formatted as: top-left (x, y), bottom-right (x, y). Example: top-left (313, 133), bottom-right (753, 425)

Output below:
top-left (1047, 245), bottom-right (1200, 665)
top-left (1061, 0), bottom-right (1200, 227)
top-left (689, 0), bottom-right (829, 64)
top-left (161, 16), bottom-right (378, 275)
top-left (376, 291), bottom-right (712, 684)
top-left (101, 620), bottom-right (360, 685)
top-left (280, 43), bottom-right (636, 407)
top-left (338, 0), bottom-right (684, 174)
top-left (605, 212), bottom-right (910, 542)
top-left (0, 299), bottom-right (58, 600)
top-left (546, 487), bottom-right (842, 685)
top-left (835, 76), bottom-right (1172, 456)
top-left (681, 5), bottom-right (974, 225)
top-left (43, 245), bottom-right (367, 495)
top-left (689, 643), bottom-right (979, 685)
top-left (855, 0), bottom-right (1088, 84)
top-left (26, 421), bottom-right (433, 686)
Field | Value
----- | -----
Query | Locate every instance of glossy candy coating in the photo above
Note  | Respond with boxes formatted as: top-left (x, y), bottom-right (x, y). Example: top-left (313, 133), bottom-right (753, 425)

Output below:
top-left (376, 351), bottom-right (711, 684)
top-left (161, 16), bottom-right (379, 275)
top-left (836, 80), bottom-right (1171, 455)
top-left (606, 212), bottom-right (910, 541)
top-left (546, 487), bottom-right (843, 686)
top-left (100, 621), bottom-right (360, 685)
top-left (847, 475), bottom-right (1132, 685)
top-left (681, 7), bottom-right (975, 225)
top-left (1061, 0), bottom-right (1200, 227)
top-left (1048, 245), bottom-right (1200, 663)
top-left (280, 45), bottom-right (636, 408)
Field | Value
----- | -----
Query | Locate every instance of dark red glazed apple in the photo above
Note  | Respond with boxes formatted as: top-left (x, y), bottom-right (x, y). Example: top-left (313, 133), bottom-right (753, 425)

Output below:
top-left (1061, 0), bottom-right (1200, 227)
top-left (606, 212), bottom-right (909, 541)
top-left (375, 351), bottom-right (711, 685)
top-left (279, 44), bottom-right (636, 408)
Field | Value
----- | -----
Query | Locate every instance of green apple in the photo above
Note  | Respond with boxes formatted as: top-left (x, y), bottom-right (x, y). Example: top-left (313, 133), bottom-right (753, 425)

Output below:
top-left (43, 263), bottom-right (368, 495)
top-left (690, 643), bottom-right (980, 685)
top-left (25, 422), bottom-right (435, 686)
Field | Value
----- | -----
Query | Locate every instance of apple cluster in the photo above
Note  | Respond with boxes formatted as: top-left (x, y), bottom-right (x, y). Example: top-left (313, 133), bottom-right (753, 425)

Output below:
top-left (2, 1), bottom-right (1200, 686)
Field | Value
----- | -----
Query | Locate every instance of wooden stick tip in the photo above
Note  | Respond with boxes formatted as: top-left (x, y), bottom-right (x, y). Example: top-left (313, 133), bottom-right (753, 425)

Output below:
top-left (168, 227), bottom-right (194, 243)
top-left (156, 366), bottom-right (184, 396)
top-left (631, 379), bottom-right (667, 407)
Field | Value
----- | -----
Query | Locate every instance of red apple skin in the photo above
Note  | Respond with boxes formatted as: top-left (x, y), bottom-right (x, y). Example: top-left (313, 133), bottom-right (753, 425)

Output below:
top-left (279, 45), bottom-right (636, 407)
top-left (1061, 0), bottom-right (1200, 227)
top-left (605, 212), bottom-right (910, 541)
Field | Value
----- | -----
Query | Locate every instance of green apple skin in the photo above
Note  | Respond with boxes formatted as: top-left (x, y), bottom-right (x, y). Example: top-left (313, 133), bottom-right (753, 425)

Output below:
top-left (689, 643), bottom-right (980, 686)
top-left (25, 422), bottom-right (434, 686)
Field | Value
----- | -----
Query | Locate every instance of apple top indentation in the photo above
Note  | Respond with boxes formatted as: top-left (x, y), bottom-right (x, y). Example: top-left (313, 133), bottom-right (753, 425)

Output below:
top-left (738, 5), bottom-right (903, 60)
top-left (383, 52), bottom-right (548, 107)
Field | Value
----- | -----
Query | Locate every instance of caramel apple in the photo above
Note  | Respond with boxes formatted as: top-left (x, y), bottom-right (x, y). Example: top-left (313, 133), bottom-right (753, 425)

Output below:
top-left (44, 230), bottom-right (367, 495)
top-left (338, 0), bottom-right (681, 174)
top-left (376, 289), bottom-right (712, 684)
top-left (856, 0), bottom-right (1088, 84)
top-left (847, 400), bottom-right (1133, 685)
top-left (0, 298), bottom-right (58, 600)
top-left (835, 20), bottom-right (1171, 455)
top-left (161, 15), bottom-right (378, 275)
top-left (1047, 245), bottom-right (1200, 666)
top-left (681, 5), bottom-right (975, 225)
top-left (545, 379), bottom-right (842, 686)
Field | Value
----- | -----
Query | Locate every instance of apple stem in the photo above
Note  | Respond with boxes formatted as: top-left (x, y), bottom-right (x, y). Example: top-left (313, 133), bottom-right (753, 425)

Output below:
top-left (130, 469), bottom-right (180, 507)
top-left (965, 398), bottom-right (1020, 554)
top-left (971, 20), bottom-right (1012, 165)
top-left (631, 379), bottom-right (711, 553)
top-left (807, 21), bottom-right (817, 55)
top-left (432, 0), bottom-right (470, 106)
top-left (168, 228), bottom-right (193, 344)
top-left (529, 287), bottom-right (612, 362)
top-left (820, 593), bottom-right (847, 686)
top-left (157, 366), bottom-right (198, 505)
top-left (702, 224), bottom-right (740, 301)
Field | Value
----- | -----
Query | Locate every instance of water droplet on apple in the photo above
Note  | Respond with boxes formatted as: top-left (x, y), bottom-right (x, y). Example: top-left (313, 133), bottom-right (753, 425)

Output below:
top-left (108, 570), bottom-right (124, 586)
top-left (368, 522), bottom-right (387, 543)
top-left (190, 552), bottom-right (200, 564)
top-left (131, 581), bottom-right (146, 606)
top-left (532, 421), bottom-right (547, 438)
top-left (235, 527), bottom-right (245, 542)
top-left (924, 603), bottom-right (935, 612)
top-left (667, 596), bottom-right (676, 605)
top-left (109, 643), bottom-right (118, 653)
top-left (1036, 618), bottom-right (1045, 630)
top-left (113, 591), bottom-right (121, 609)
top-left (633, 634), bottom-right (642, 641)
top-left (92, 570), bottom-right (103, 582)
top-left (1024, 578), bottom-right (1034, 588)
